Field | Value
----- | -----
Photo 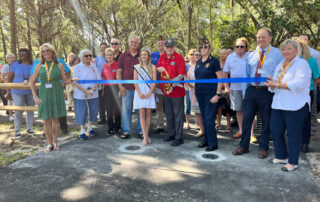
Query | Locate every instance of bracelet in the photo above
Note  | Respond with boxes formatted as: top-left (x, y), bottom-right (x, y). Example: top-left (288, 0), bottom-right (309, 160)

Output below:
top-left (33, 95), bottom-right (38, 99)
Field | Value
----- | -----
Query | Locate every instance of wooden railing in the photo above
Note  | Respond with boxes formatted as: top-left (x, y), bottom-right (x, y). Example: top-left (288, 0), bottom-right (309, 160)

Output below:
top-left (0, 83), bottom-right (40, 111)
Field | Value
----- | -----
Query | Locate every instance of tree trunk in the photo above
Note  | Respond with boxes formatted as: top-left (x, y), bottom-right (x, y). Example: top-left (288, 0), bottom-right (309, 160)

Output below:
top-left (9, 0), bottom-right (17, 55)
top-left (26, 9), bottom-right (32, 52)
top-left (187, 0), bottom-right (193, 51)
top-left (0, 24), bottom-right (7, 61)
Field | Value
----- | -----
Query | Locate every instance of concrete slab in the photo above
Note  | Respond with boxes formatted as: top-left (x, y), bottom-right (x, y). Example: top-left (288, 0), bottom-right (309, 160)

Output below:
top-left (0, 126), bottom-right (319, 202)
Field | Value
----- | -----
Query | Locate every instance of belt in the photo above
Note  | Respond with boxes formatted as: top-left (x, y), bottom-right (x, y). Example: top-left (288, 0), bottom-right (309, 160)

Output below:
top-left (248, 84), bottom-right (268, 90)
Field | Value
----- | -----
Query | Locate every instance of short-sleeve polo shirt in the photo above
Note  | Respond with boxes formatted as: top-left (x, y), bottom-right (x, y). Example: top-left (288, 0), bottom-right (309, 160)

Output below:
top-left (117, 51), bottom-right (139, 90)
top-left (157, 51), bottom-right (186, 97)
top-left (195, 55), bottom-right (221, 94)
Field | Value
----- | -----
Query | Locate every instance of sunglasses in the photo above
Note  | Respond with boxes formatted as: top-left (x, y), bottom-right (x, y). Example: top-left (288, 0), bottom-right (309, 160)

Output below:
top-left (190, 54), bottom-right (199, 56)
top-left (19, 51), bottom-right (27, 55)
top-left (236, 45), bottom-right (246, 49)
top-left (199, 45), bottom-right (209, 49)
top-left (84, 54), bottom-right (92, 58)
top-left (165, 46), bottom-right (174, 49)
top-left (41, 49), bottom-right (51, 53)
top-left (111, 43), bottom-right (119, 45)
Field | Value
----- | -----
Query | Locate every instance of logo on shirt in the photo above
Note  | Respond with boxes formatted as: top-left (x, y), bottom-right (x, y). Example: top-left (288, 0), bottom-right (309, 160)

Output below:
top-left (112, 69), bottom-right (116, 72)
top-left (205, 63), bottom-right (210, 68)
top-left (196, 65), bottom-right (200, 68)
top-left (171, 62), bottom-right (175, 66)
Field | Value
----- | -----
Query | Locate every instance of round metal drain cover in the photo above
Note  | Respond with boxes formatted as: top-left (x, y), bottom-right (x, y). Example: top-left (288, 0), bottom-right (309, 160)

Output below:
top-left (202, 153), bottom-right (219, 160)
top-left (125, 145), bottom-right (141, 151)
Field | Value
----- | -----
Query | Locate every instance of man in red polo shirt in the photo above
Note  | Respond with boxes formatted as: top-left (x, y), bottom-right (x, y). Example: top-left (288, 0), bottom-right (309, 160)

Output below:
top-left (157, 38), bottom-right (186, 146)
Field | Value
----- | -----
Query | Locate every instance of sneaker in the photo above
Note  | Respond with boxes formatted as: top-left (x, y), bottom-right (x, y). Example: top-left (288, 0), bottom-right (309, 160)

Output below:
top-left (89, 129), bottom-right (97, 137)
top-left (15, 130), bottom-right (21, 139)
top-left (26, 129), bottom-right (35, 135)
top-left (171, 139), bottom-right (184, 146)
top-left (79, 133), bottom-right (88, 140)
top-left (9, 116), bottom-right (14, 121)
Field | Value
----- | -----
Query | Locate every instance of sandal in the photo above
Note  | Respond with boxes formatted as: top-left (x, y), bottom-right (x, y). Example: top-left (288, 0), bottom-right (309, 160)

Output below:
top-left (44, 144), bottom-right (53, 153)
top-left (216, 125), bottom-right (222, 130)
top-left (225, 128), bottom-right (232, 133)
top-left (53, 143), bottom-right (60, 151)
top-left (119, 133), bottom-right (130, 139)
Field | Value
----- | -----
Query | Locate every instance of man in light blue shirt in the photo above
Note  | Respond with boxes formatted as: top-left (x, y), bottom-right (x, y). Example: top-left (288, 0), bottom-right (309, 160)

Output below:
top-left (233, 27), bottom-right (283, 158)
top-left (94, 42), bottom-right (107, 125)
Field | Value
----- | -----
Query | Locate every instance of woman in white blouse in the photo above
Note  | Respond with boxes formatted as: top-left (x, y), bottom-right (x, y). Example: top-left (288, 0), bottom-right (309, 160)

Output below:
top-left (265, 39), bottom-right (310, 172)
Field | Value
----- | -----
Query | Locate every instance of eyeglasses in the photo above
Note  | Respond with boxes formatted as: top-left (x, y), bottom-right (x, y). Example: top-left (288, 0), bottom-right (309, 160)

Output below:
top-left (165, 46), bottom-right (174, 49)
top-left (111, 43), bottom-right (119, 45)
top-left (190, 54), bottom-right (199, 56)
top-left (199, 45), bottom-right (209, 49)
top-left (19, 51), bottom-right (27, 55)
top-left (84, 54), bottom-right (92, 58)
top-left (236, 46), bottom-right (246, 49)
top-left (106, 54), bottom-right (114, 56)
top-left (41, 49), bottom-right (51, 54)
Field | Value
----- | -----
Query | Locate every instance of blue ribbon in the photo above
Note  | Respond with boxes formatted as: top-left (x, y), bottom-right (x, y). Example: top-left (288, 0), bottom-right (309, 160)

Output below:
top-left (77, 77), bottom-right (267, 84)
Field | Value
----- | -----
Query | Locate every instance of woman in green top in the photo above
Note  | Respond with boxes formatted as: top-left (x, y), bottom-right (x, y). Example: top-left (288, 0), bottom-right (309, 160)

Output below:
top-left (30, 43), bottom-right (72, 153)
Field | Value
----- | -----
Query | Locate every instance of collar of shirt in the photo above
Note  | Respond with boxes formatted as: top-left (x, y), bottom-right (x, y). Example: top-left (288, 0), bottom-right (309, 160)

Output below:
top-left (199, 55), bottom-right (212, 65)
top-left (164, 51), bottom-right (178, 61)
top-left (125, 50), bottom-right (140, 58)
top-left (257, 44), bottom-right (272, 52)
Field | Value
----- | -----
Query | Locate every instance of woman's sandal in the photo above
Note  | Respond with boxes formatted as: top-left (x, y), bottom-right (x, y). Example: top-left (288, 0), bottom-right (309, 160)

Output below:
top-left (53, 143), bottom-right (60, 151)
top-left (268, 158), bottom-right (287, 164)
top-left (225, 128), bottom-right (232, 133)
top-left (216, 125), bottom-right (222, 130)
top-left (44, 144), bottom-right (53, 153)
top-left (281, 165), bottom-right (298, 172)
top-left (119, 134), bottom-right (129, 139)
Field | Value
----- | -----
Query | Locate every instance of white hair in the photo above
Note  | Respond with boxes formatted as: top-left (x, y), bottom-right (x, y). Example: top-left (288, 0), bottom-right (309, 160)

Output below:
top-left (128, 35), bottom-right (141, 44)
top-left (79, 49), bottom-right (92, 60)
top-left (6, 53), bottom-right (15, 60)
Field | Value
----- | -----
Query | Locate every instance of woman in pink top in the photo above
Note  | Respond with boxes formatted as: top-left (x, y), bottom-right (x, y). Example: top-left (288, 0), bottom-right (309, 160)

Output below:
top-left (101, 48), bottom-right (121, 135)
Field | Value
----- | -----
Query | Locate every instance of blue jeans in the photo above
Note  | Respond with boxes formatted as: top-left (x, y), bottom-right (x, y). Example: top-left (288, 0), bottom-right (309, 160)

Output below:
top-left (270, 104), bottom-right (308, 165)
top-left (196, 92), bottom-right (218, 147)
top-left (74, 98), bottom-right (99, 125)
top-left (240, 86), bottom-right (273, 151)
top-left (122, 90), bottom-right (141, 134)
top-left (185, 90), bottom-right (191, 115)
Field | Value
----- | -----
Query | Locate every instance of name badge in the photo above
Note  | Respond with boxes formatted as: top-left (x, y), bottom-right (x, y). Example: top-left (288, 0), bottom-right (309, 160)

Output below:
top-left (257, 69), bottom-right (265, 74)
top-left (45, 83), bottom-right (53, 88)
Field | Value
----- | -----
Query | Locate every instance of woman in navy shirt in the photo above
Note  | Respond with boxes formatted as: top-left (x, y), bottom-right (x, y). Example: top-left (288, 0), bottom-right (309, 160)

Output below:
top-left (195, 38), bottom-right (223, 151)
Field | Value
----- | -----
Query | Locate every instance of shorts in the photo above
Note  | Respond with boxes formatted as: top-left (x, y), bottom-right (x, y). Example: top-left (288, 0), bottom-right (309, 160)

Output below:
top-left (230, 90), bottom-right (243, 111)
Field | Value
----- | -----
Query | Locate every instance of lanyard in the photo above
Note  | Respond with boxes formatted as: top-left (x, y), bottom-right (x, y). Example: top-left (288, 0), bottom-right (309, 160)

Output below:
top-left (258, 46), bottom-right (272, 67)
top-left (277, 60), bottom-right (293, 83)
top-left (45, 62), bottom-right (54, 81)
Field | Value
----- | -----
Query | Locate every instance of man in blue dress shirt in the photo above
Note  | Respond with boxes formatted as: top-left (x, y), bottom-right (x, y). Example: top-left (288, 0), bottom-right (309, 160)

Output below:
top-left (233, 27), bottom-right (283, 158)
top-left (94, 42), bottom-right (107, 125)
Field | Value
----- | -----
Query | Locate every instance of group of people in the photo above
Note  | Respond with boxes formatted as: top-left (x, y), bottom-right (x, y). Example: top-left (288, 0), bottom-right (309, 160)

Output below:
top-left (0, 27), bottom-right (319, 172)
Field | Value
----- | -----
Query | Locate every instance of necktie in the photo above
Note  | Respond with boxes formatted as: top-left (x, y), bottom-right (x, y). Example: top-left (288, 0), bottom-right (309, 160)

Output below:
top-left (255, 49), bottom-right (265, 85)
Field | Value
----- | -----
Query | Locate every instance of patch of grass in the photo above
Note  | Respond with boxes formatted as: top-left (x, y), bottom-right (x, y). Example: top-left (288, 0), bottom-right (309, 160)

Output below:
top-left (0, 152), bottom-right (29, 168)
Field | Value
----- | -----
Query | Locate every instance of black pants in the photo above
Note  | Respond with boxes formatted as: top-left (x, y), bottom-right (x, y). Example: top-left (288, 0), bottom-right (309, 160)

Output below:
top-left (164, 96), bottom-right (184, 140)
top-left (99, 89), bottom-right (106, 121)
top-left (104, 85), bottom-right (121, 130)
top-left (240, 86), bottom-right (273, 151)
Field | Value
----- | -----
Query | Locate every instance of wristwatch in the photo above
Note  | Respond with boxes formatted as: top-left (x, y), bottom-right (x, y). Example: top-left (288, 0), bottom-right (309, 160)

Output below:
top-left (216, 92), bottom-right (221, 97)
top-left (275, 83), bottom-right (279, 88)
